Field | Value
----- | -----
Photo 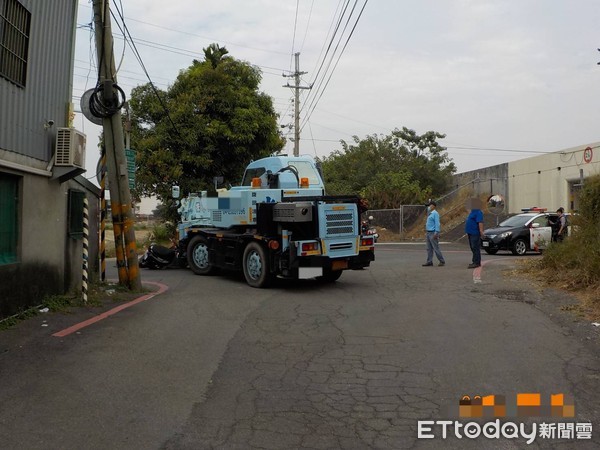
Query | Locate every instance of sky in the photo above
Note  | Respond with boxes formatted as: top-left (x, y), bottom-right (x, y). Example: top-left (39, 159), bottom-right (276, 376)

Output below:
top-left (73, 0), bottom-right (600, 191)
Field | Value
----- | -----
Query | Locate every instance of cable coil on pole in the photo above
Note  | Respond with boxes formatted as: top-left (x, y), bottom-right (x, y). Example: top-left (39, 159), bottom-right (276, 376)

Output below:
top-left (89, 81), bottom-right (126, 118)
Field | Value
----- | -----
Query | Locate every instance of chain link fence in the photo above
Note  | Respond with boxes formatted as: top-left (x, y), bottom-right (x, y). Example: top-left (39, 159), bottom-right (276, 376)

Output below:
top-left (365, 205), bottom-right (427, 241)
top-left (363, 179), bottom-right (490, 242)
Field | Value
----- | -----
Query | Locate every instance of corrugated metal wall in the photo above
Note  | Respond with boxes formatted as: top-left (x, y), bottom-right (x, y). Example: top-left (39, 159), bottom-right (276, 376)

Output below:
top-left (0, 0), bottom-right (77, 161)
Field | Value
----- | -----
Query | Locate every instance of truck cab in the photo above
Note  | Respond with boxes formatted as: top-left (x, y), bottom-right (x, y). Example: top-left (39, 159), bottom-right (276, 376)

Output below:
top-left (239, 156), bottom-right (325, 190)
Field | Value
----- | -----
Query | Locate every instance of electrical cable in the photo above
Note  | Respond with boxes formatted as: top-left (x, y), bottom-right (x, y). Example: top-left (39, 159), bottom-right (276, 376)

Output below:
top-left (89, 81), bottom-right (127, 118)
top-left (110, 1), bottom-right (183, 139)
top-left (289, 0), bottom-right (300, 72)
top-left (303, 0), bottom-right (352, 112)
top-left (301, 0), bottom-right (363, 123)
top-left (78, 2), bottom-right (290, 56)
top-left (79, 24), bottom-right (288, 77)
top-left (299, 0), bottom-right (316, 54)
top-left (301, 0), bottom-right (369, 131)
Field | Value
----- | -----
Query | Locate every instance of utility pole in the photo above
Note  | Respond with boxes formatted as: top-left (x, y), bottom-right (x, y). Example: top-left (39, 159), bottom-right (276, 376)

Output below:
top-left (283, 53), bottom-right (311, 156)
top-left (92, 0), bottom-right (141, 290)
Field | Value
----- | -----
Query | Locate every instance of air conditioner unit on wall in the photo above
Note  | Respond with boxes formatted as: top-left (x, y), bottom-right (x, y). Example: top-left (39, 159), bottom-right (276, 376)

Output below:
top-left (55, 128), bottom-right (86, 168)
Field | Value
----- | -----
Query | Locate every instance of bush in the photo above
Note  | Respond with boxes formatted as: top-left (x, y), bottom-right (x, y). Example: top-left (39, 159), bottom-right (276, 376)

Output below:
top-left (150, 222), bottom-right (175, 243)
top-left (535, 175), bottom-right (600, 292)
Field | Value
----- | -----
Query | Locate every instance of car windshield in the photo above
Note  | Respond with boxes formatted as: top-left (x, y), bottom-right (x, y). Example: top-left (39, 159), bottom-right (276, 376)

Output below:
top-left (498, 215), bottom-right (532, 227)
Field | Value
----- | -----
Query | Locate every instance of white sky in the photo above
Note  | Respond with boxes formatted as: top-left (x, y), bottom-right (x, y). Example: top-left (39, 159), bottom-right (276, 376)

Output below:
top-left (73, 0), bottom-right (600, 187)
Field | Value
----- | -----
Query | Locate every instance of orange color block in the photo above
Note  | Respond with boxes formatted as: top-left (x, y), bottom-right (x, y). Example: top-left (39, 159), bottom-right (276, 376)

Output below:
top-left (459, 405), bottom-right (472, 417)
top-left (483, 395), bottom-right (495, 406)
top-left (494, 405), bottom-right (506, 417)
top-left (551, 394), bottom-right (564, 406)
top-left (517, 393), bottom-right (541, 406)
top-left (471, 405), bottom-right (483, 417)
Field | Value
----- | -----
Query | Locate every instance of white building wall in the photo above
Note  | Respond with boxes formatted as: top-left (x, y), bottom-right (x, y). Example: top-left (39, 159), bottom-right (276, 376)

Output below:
top-left (508, 143), bottom-right (600, 213)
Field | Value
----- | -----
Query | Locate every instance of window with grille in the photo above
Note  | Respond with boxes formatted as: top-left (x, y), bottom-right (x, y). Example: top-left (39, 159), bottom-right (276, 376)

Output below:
top-left (0, 0), bottom-right (31, 87)
top-left (0, 173), bottom-right (19, 265)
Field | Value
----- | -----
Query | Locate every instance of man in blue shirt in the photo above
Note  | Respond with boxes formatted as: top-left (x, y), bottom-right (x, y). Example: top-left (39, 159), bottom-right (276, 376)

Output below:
top-left (465, 199), bottom-right (484, 268)
top-left (423, 201), bottom-right (445, 267)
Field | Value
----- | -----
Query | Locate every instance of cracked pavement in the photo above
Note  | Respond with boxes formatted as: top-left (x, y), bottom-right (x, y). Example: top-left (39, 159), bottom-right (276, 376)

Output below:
top-left (1, 243), bottom-right (599, 449)
top-left (164, 245), bottom-right (600, 449)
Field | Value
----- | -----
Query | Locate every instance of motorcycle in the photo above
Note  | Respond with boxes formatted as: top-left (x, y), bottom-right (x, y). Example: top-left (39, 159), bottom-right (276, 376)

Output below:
top-left (139, 241), bottom-right (187, 269)
top-left (361, 216), bottom-right (379, 243)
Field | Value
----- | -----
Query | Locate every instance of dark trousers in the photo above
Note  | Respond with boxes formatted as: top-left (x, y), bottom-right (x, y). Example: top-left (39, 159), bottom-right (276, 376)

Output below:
top-left (468, 233), bottom-right (481, 265)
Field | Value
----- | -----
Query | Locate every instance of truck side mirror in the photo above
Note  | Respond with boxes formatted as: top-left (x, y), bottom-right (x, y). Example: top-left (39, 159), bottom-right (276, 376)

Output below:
top-left (172, 185), bottom-right (180, 199)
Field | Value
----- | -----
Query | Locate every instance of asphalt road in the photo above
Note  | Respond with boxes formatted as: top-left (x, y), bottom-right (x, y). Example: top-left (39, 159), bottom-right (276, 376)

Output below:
top-left (1, 243), bottom-right (599, 449)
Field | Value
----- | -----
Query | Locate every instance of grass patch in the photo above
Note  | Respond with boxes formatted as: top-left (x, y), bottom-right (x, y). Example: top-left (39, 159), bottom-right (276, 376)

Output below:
top-left (519, 175), bottom-right (600, 321)
top-left (0, 282), bottom-right (148, 331)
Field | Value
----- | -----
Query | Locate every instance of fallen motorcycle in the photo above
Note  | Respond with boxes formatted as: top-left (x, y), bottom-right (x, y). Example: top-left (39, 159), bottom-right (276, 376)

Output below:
top-left (361, 216), bottom-right (379, 243)
top-left (138, 242), bottom-right (187, 269)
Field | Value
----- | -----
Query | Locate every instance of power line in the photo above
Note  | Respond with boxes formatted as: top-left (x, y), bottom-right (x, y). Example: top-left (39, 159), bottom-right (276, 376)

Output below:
top-left (78, 24), bottom-right (289, 76)
top-left (299, 0), bottom-right (316, 54)
top-left (303, 0), bottom-right (353, 111)
top-left (443, 144), bottom-right (560, 154)
top-left (289, 0), bottom-right (300, 72)
top-left (109, 1), bottom-right (182, 139)
top-left (301, 0), bottom-right (369, 131)
top-left (78, 2), bottom-right (289, 56)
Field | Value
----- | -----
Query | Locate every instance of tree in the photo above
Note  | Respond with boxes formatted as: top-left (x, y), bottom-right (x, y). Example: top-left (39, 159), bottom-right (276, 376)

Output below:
top-left (129, 44), bottom-right (285, 208)
top-left (320, 127), bottom-right (455, 209)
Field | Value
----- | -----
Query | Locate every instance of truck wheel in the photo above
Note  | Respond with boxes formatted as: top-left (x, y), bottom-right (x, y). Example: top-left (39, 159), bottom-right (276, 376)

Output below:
top-left (242, 242), bottom-right (272, 288)
top-left (511, 239), bottom-right (527, 256)
top-left (318, 268), bottom-right (343, 283)
top-left (187, 236), bottom-right (215, 275)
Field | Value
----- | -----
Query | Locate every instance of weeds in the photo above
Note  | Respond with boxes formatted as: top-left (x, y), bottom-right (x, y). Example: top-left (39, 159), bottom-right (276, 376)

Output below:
top-left (522, 175), bottom-right (600, 319)
top-left (150, 222), bottom-right (174, 242)
top-left (0, 282), bottom-right (145, 330)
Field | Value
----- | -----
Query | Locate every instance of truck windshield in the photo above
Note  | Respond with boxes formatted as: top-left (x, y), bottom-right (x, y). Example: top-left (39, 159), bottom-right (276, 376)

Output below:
top-left (241, 168), bottom-right (266, 186)
top-left (241, 161), bottom-right (321, 186)
top-left (288, 161), bottom-right (321, 185)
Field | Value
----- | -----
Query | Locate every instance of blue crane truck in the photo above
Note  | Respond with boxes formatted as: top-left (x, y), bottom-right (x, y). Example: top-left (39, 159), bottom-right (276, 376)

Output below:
top-left (174, 155), bottom-right (375, 288)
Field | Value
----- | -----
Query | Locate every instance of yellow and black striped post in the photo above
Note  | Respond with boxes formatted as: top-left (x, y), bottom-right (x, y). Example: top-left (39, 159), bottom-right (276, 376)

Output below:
top-left (99, 149), bottom-right (106, 282)
top-left (111, 202), bottom-right (129, 286)
top-left (82, 197), bottom-right (89, 303)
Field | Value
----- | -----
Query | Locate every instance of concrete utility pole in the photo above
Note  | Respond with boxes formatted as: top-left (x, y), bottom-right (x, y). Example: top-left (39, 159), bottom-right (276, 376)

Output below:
top-left (284, 53), bottom-right (311, 156)
top-left (92, 0), bottom-right (141, 290)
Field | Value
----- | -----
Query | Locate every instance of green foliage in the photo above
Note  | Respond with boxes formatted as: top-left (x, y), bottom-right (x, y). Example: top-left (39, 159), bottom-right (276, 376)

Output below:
top-left (320, 127), bottom-right (455, 209)
top-left (579, 174), bottom-right (600, 221)
top-left (42, 294), bottom-right (79, 313)
top-left (150, 223), bottom-right (174, 242)
top-left (129, 44), bottom-right (285, 213)
top-left (537, 175), bottom-right (600, 291)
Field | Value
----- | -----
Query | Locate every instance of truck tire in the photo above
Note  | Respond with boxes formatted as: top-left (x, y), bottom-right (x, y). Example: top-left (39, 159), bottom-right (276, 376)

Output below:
top-left (511, 238), bottom-right (527, 256)
top-left (317, 268), bottom-right (343, 283)
top-left (187, 235), bottom-right (216, 275)
top-left (242, 241), bottom-right (272, 288)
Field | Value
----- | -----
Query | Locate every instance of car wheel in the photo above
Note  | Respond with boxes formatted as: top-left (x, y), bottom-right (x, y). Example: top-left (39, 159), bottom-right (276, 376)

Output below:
top-left (187, 236), bottom-right (216, 275)
top-left (511, 239), bottom-right (527, 256)
top-left (242, 241), bottom-right (273, 288)
top-left (484, 248), bottom-right (498, 255)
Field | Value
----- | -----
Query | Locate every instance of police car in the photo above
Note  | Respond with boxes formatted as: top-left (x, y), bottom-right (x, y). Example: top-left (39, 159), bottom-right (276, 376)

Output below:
top-left (480, 208), bottom-right (566, 256)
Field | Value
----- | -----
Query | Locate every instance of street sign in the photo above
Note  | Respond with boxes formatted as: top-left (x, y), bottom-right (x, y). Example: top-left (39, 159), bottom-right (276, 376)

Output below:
top-left (125, 149), bottom-right (136, 189)
top-left (583, 146), bottom-right (593, 164)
